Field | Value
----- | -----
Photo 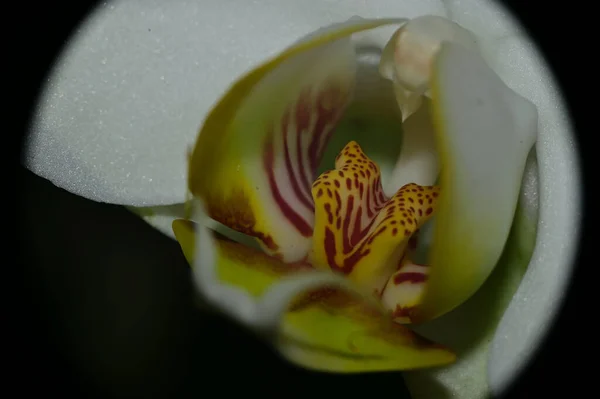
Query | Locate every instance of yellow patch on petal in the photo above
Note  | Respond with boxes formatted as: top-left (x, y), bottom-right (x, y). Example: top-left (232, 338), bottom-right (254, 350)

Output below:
top-left (172, 218), bottom-right (456, 372)
top-left (309, 141), bottom-right (440, 293)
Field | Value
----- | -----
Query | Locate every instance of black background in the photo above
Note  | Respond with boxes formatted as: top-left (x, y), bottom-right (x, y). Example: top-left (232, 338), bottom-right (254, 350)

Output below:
top-left (13, 1), bottom-right (593, 397)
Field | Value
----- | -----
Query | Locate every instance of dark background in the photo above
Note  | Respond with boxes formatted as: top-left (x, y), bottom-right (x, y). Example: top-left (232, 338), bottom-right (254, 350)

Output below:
top-left (14, 1), bottom-right (592, 397)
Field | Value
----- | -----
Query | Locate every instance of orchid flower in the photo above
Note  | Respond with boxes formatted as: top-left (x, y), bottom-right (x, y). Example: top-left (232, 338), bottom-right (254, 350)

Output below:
top-left (175, 11), bottom-right (535, 368)
top-left (25, 1), bottom-right (580, 398)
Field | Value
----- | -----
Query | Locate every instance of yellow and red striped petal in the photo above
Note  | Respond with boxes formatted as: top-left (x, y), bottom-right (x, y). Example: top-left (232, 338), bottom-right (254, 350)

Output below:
top-left (188, 18), bottom-right (407, 263)
top-left (172, 215), bottom-right (455, 372)
top-left (309, 141), bottom-right (440, 294)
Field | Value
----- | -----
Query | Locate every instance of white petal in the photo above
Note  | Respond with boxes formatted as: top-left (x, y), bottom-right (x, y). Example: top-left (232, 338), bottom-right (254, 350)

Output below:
top-left (419, 42), bottom-right (538, 321)
top-left (442, 0), bottom-right (527, 72)
top-left (442, 0), bottom-right (526, 39)
top-left (25, 0), bottom-right (447, 206)
top-left (486, 37), bottom-right (581, 396)
top-left (402, 30), bottom-right (579, 399)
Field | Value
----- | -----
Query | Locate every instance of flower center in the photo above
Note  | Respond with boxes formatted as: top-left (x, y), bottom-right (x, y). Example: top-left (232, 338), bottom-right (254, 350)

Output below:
top-left (309, 140), bottom-right (439, 304)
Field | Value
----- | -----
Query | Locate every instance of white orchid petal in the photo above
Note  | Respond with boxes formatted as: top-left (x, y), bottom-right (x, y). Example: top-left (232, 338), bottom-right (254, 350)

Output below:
top-left (485, 37), bottom-right (581, 396)
top-left (442, 0), bottom-right (526, 40)
top-left (25, 0), bottom-right (448, 206)
top-left (517, 150), bottom-right (539, 225)
top-left (417, 42), bottom-right (538, 321)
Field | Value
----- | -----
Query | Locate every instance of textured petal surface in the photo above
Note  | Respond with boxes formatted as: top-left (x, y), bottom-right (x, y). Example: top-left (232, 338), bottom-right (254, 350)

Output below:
top-left (188, 18), bottom-right (412, 262)
top-left (442, 0), bottom-right (525, 40)
top-left (172, 209), bottom-right (456, 373)
top-left (485, 35), bottom-right (581, 395)
top-left (25, 0), bottom-right (446, 206)
top-left (415, 42), bottom-right (538, 322)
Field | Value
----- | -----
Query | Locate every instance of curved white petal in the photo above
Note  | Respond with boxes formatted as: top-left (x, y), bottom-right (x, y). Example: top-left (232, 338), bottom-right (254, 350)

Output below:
top-left (25, 0), bottom-right (447, 206)
top-left (486, 34), bottom-right (581, 396)
top-left (419, 42), bottom-right (538, 320)
top-left (441, 0), bottom-right (528, 80)
top-left (404, 22), bottom-right (579, 399)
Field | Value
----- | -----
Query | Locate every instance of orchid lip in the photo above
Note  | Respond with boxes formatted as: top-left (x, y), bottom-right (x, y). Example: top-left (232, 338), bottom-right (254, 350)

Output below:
top-left (192, 135), bottom-right (441, 324)
top-left (309, 140), bottom-right (438, 321)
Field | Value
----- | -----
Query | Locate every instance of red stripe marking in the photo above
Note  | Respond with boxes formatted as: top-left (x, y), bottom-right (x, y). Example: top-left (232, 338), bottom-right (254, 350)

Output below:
top-left (294, 90), bottom-right (315, 204)
top-left (393, 272), bottom-right (427, 285)
top-left (264, 136), bottom-right (313, 237)
top-left (324, 227), bottom-right (337, 269)
top-left (342, 195), bottom-right (354, 254)
top-left (282, 111), bottom-right (314, 212)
